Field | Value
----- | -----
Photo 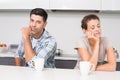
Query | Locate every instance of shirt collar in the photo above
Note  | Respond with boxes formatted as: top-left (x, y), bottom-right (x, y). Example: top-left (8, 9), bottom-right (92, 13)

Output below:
top-left (30, 29), bottom-right (50, 42)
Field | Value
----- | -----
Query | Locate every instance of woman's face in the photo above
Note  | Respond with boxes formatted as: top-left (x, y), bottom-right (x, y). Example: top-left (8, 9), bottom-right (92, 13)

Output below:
top-left (86, 19), bottom-right (101, 38)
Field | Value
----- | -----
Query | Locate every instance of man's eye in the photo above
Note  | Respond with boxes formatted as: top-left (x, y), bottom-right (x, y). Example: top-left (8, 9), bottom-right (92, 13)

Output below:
top-left (30, 19), bottom-right (34, 22)
top-left (37, 21), bottom-right (41, 24)
top-left (98, 26), bottom-right (101, 28)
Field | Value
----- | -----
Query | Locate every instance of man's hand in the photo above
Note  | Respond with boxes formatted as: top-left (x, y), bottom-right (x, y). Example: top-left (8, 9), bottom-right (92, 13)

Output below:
top-left (21, 27), bottom-right (31, 39)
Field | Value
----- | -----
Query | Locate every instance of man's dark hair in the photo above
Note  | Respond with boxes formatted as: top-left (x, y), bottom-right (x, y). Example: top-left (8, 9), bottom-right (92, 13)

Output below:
top-left (30, 8), bottom-right (48, 22)
top-left (81, 14), bottom-right (100, 30)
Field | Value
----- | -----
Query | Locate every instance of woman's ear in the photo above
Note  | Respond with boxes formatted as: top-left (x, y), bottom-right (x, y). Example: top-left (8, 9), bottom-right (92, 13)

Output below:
top-left (82, 29), bottom-right (86, 34)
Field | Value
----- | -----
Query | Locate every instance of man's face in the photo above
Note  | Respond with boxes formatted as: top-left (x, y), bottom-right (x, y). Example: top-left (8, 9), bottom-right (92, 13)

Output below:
top-left (29, 14), bottom-right (47, 36)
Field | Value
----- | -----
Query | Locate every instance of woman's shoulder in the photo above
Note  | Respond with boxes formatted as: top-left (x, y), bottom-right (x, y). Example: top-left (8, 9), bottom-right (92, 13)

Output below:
top-left (101, 37), bottom-right (113, 48)
top-left (75, 36), bottom-right (88, 49)
top-left (101, 37), bottom-right (113, 46)
top-left (101, 37), bottom-right (110, 42)
top-left (76, 36), bottom-right (88, 45)
top-left (78, 36), bottom-right (88, 41)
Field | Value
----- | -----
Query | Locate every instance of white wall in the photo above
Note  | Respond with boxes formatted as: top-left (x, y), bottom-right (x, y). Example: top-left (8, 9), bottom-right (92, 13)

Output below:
top-left (0, 10), bottom-right (120, 56)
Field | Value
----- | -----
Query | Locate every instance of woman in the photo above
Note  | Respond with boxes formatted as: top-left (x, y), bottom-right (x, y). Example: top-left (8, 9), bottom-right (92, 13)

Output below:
top-left (75, 14), bottom-right (116, 71)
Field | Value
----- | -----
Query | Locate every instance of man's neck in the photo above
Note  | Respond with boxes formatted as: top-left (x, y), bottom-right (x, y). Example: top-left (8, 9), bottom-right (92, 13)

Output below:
top-left (33, 29), bottom-right (44, 39)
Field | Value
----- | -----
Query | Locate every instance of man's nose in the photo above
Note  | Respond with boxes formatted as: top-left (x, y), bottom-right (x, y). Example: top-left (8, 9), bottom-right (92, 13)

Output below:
top-left (32, 22), bottom-right (36, 26)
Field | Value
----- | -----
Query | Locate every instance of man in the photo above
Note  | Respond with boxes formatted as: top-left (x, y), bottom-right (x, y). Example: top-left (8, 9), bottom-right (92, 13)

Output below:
top-left (15, 8), bottom-right (57, 68)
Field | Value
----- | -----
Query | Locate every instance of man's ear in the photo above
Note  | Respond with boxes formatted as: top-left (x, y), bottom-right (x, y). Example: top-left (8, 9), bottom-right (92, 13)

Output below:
top-left (43, 21), bottom-right (47, 28)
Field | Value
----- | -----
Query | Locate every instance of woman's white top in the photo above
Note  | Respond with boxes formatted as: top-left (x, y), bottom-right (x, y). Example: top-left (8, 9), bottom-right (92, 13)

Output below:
top-left (74, 36), bottom-right (113, 69)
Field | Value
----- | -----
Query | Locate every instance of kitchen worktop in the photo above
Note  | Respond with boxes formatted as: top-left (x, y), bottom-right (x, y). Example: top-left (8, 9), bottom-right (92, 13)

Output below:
top-left (0, 52), bottom-right (120, 71)
top-left (0, 52), bottom-right (15, 57)
top-left (0, 65), bottom-right (120, 80)
top-left (0, 52), bottom-right (78, 59)
top-left (0, 52), bottom-right (120, 62)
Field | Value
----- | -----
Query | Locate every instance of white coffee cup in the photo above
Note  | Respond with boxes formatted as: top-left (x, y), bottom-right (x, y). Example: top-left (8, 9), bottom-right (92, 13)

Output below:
top-left (79, 61), bottom-right (94, 76)
top-left (34, 58), bottom-right (44, 71)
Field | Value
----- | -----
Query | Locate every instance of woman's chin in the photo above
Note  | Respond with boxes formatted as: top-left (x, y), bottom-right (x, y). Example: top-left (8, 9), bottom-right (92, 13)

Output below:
top-left (95, 35), bottom-right (101, 38)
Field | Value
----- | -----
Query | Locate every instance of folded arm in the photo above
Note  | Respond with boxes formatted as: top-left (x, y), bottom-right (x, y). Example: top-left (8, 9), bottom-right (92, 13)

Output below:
top-left (96, 48), bottom-right (116, 71)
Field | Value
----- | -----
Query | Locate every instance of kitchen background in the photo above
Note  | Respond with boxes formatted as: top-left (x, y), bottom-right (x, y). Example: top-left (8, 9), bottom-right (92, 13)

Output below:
top-left (0, 0), bottom-right (120, 57)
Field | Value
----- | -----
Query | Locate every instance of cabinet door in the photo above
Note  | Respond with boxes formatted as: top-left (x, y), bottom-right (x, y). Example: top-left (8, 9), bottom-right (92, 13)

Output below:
top-left (50, 0), bottom-right (100, 10)
top-left (116, 62), bottom-right (120, 71)
top-left (0, 0), bottom-right (49, 9)
top-left (0, 57), bottom-right (15, 65)
top-left (55, 59), bottom-right (77, 69)
top-left (101, 0), bottom-right (120, 11)
top-left (113, 0), bottom-right (120, 10)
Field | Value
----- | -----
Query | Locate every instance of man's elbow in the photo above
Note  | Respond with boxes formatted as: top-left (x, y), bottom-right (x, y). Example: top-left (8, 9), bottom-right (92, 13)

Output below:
top-left (14, 58), bottom-right (22, 66)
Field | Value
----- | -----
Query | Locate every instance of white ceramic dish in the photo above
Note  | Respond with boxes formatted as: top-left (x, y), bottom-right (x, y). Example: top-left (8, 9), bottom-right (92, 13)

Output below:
top-left (0, 47), bottom-right (8, 53)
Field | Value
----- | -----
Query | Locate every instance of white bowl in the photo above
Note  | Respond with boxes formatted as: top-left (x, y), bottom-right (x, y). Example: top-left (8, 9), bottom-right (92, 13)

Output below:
top-left (0, 47), bottom-right (8, 53)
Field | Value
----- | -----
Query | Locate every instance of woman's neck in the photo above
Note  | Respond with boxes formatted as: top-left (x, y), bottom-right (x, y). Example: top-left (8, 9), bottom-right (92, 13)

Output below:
top-left (88, 38), bottom-right (100, 52)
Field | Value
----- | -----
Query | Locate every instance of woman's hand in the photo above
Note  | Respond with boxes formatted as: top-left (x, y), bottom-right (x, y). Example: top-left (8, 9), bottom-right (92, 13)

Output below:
top-left (85, 31), bottom-right (100, 46)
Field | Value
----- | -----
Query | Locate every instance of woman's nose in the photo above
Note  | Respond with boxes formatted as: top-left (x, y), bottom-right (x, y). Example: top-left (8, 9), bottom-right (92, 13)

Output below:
top-left (96, 27), bottom-right (101, 31)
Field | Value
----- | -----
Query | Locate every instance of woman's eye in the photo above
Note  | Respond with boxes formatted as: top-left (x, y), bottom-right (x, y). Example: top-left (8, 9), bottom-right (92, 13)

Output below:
top-left (91, 27), bottom-right (94, 30)
top-left (91, 25), bottom-right (95, 30)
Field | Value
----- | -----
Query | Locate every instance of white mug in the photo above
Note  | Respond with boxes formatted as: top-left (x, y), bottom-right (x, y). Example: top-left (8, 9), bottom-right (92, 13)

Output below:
top-left (34, 58), bottom-right (44, 71)
top-left (79, 61), bottom-right (94, 76)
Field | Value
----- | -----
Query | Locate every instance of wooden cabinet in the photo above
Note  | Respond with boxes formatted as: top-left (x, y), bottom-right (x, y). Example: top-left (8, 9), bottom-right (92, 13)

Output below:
top-left (55, 59), bottom-right (77, 69)
top-left (50, 0), bottom-right (101, 10)
top-left (116, 62), bottom-right (120, 71)
top-left (0, 57), bottom-right (25, 66)
top-left (0, 0), bottom-right (49, 9)
top-left (101, 0), bottom-right (120, 11)
top-left (0, 57), bottom-right (120, 71)
top-left (0, 57), bottom-right (15, 65)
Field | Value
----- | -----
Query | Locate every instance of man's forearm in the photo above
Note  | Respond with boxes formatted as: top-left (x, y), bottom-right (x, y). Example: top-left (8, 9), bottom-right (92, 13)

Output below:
top-left (24, 37), bottom-right (35, 62)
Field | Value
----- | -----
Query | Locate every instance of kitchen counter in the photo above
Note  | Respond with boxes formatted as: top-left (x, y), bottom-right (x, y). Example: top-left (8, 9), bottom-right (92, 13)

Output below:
top-left (0, 52), bottom-right (120, 71)
top-left (55, 54), bottom-right (78, 60)
top-left (0, 65), bottom-right (120, 80)
top-left (0, 52), bottom-right (78, 60)
top-left (0, 52), bottom-right (15, 57)
top-left (0, 52), bottom-right (120, 62)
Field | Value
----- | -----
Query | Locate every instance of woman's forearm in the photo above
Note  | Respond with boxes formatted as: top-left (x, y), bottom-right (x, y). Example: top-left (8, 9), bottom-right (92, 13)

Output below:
top-left (89, 41), bottom-right (100, 68)
top-left (96, 62), bottom-right (116, 71)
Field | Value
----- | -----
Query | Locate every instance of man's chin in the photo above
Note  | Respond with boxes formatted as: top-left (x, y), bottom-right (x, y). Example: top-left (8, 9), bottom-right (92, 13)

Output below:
top-left (30, 33), bottom-right (35, 36)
